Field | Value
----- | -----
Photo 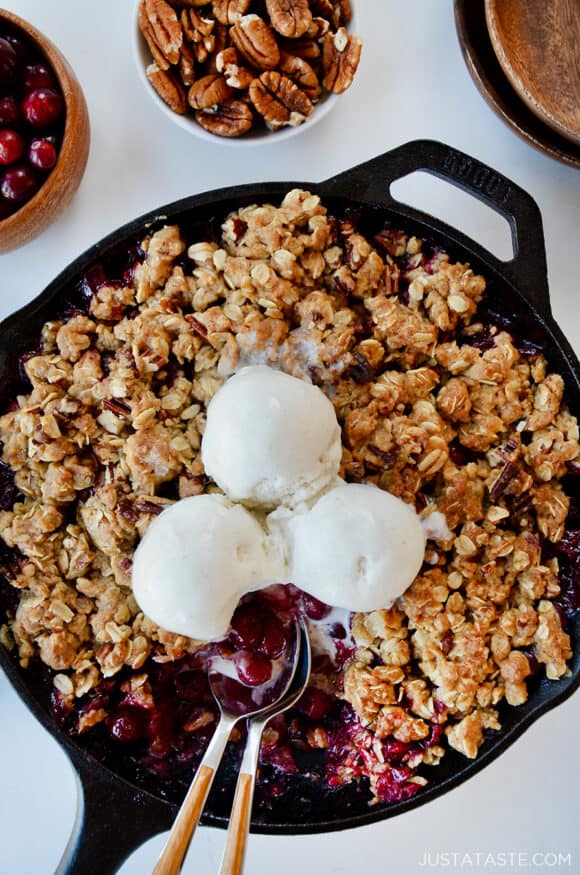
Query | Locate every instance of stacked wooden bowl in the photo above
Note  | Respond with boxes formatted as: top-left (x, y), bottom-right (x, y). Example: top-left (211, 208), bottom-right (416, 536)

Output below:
top-left (454, 0), bottom-right (580, 168)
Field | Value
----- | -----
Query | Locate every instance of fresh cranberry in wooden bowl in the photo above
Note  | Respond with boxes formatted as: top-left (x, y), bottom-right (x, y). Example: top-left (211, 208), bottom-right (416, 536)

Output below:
top-left (0, 10), bottom-right (90, 254)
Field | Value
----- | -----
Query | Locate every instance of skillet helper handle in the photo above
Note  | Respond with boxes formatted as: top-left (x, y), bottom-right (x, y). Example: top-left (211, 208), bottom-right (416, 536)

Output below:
top-left (55, 751), bottom-right (175, 875)
top-left (322, 139), bottom-right (551, 320)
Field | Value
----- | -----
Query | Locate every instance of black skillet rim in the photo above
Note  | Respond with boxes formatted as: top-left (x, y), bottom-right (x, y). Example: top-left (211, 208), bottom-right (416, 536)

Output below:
top-left (0, 141), bottom-right (578, 838)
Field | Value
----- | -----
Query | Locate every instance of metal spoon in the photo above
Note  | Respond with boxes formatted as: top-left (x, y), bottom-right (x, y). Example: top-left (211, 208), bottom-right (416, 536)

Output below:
top-left (218, 622), bottom-right (312, 875)
top-left (153, 617), bottom-right (303, 875)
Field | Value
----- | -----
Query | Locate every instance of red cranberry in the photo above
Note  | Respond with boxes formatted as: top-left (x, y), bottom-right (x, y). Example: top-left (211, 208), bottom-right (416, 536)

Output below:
top-left (230, 604), bottom-right (264, 650)
top-left (174, 669), bottom-right (207, 702)
top-left (23, 62), bottom-right (56, 91)
top-left (258, 615), bottom-right (286, 658)
top-left (1, 164), bottom-right (38, 202)
top-left (262, 744), bottom-right (298, 774)
top-left (0, 130), bottom-right (25, 165)
top-left (107, 708), bottom-right (145, 743)
top-left (298, 687), bottom-right (333, 720)
top-left (28, 137), bottom-right (57, 170)
top-left (235, 650), bottom-right (272, 686)
top-left (301, 592), bottom-right (332, 620)
top-left (22, 88), bottom-right (64, 127)
top-left (0, 38), bottom-right (18, 89)
top-left (382, 738), bottom-right (412, 761)
top-left (328, 622), bottom-right (347, 640)
top-left (375, 771), bottom-right (420, 803)
top-left (147, 707), bottom-right (176, 757)
top-left (2, 34), bottom-right (30, 65)
top-left (0, 197), bottom-right (16, 220)
top-left (50, 689), bottom-right (73, 724)
top-left (0, 96), bottom-right (20, 126)
top-left (423, 723), bottom-right (444, 748)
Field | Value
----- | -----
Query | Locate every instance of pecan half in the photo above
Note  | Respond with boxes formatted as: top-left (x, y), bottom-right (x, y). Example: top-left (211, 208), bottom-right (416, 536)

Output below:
top-left (139, 1), bottom-right (169, 70)
top-left (142, 0), bottom-right (183, 66)
top-left (230, 15), bottom-right (281, 70)
top-left (249, 70), bottom-right (313, 129)
top-left (322, 27), bottom-right (361, 94)
top-left (279, 36), bottom-right (320, 63)
top-left (212, 0), bottom-right (251, 25)
top-left (337, 0), bottom-right (353, 25)
top-left (265, 0), bottom-right (312, 39)
top-left (310, 0), bottom-right (333, 16)
top-left (181, 8), bottom-right (215, 63)
top-left (307, 17), bottom-right (330, 39)
top-left (146, 63), bottom-right (188, 113)
top-left (195, 98), bottom-right (254, 136)
top-left (216, 46), bottom-right (239, 71)
top-left (188, 74), bottom-right (234, 109)
top-left (279, 52), bottom-right (319, 101)
top-left (216, 47), bottom-right (254, 88)
top-left (179, 41), bottom-right (196, 85)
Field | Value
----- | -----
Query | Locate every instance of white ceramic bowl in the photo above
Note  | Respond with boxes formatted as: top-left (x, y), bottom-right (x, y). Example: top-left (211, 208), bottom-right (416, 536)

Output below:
top-left (132, 0), bottom-right (357, 146)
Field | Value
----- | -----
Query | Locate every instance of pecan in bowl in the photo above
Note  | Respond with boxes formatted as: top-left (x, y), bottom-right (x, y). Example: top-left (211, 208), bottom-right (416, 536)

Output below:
top-left (133, 0), bottom-right (362, 142)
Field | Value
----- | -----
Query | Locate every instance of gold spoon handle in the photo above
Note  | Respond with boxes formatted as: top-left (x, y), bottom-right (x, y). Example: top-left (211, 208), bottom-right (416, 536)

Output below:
top-left (218, 718), bottom-right (263, 875)
top-left (153, 713), bottom-right (237, 875)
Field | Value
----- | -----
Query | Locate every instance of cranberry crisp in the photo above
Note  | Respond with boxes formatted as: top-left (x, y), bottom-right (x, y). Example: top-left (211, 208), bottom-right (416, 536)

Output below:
top-left (0, 26), bottom-right (65, 219)
top-left (0, 190), bottom-right (578, 807)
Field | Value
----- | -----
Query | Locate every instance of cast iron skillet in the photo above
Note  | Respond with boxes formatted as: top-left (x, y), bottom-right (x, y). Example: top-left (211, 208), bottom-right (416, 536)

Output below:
top-left (0, 140), bottom-right (578, 874)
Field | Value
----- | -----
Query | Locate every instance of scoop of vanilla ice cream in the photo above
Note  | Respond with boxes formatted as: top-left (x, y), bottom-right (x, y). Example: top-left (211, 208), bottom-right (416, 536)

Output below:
top-left (284, 482), bottom-right (425, 612)
top-left (201, 366), bottom-right (342, 508)
top-left (132, 494), bottom-right (284, 641)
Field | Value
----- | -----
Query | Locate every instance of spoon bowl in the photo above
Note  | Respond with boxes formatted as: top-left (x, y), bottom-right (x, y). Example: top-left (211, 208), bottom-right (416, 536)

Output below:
top-left (153, 617), bottom-right (304, 875)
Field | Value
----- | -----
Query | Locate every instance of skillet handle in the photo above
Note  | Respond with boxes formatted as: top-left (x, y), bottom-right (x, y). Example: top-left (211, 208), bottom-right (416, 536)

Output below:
top-left (322, 139), bottom-right (551, 320)
top-left (55, 750), bottom-right (175, 875)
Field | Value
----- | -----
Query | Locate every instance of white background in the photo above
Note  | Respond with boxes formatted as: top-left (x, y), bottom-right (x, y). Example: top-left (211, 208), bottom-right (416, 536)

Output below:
top-left (1, 1), bottom-right (579, 873)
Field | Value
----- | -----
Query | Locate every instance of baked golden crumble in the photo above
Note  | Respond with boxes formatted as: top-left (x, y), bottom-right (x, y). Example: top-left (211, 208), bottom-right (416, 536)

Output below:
top-left (0, 189), bottom-right (577, 803)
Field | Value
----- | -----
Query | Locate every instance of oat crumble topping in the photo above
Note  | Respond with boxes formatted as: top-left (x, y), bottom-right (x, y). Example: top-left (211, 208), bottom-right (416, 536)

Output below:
top-left (0, 189), bottom-right (577, 803)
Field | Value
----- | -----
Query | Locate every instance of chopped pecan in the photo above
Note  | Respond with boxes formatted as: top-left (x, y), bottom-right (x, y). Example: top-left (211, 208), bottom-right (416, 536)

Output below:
top-left (230, 14), bottom-right (281, 70)
top-left (279, 52), bottom-right (320, 101)
top-left (265, 0), bottom-right (312, 39)
top-left (188, 74), bottom-right (234, 109)
top-left (195, 98), bottom-right (254, 136)
top-left (212, 0), bottom-right (251, 25)
top-left (322, 27), bottom-right (362, 93)
top-left (146, 63), bottom-right (188, 113)
top-left (141, 0), bottom-right (183, 66)
top-left (249, 71), bottom-right (313, 129)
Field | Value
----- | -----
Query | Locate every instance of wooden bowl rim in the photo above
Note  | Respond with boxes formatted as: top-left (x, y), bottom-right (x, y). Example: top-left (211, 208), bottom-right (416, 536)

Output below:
top-left (453, 0), bottom-right (580, 170)
top-left (0, 8), bottom-right (88, 237)
top-left (484, 0), bottom-right (580, 147)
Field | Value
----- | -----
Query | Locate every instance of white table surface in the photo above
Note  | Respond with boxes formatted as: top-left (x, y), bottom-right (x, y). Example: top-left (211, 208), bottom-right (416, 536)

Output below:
top-left (1, 1), bottom-right (579, 873)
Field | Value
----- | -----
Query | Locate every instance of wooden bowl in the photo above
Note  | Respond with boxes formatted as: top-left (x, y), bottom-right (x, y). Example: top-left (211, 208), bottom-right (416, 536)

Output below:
top-left (454, 0), bottom-right (580, 169)
top-left (485, 0), bottom-right (580, 147)
top-left (0, 9), bottom-right (90, 254)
